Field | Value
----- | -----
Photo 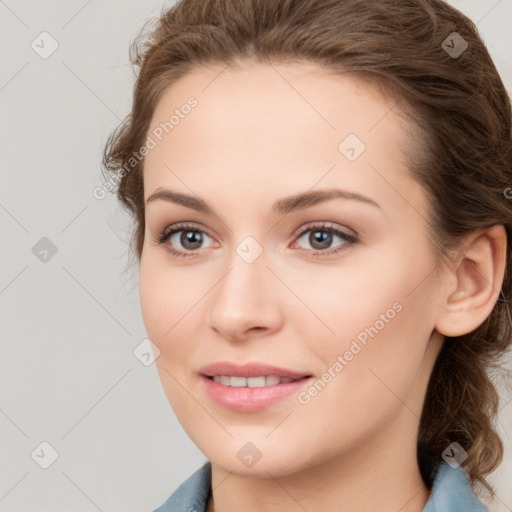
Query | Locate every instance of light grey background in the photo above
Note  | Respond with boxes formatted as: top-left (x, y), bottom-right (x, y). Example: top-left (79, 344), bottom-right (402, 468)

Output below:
top-left (1, 1), bottom-right (511, 511)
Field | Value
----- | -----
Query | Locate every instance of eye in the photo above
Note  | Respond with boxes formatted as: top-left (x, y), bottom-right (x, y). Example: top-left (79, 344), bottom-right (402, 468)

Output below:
top-left (153, 221), bottom-right (358, 258)
top-left (292, 222), bottom-right (358, 257)
top-left (153, 222), bottom-right (216, 257)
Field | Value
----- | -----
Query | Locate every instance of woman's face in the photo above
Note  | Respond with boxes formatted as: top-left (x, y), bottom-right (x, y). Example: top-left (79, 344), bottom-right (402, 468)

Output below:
top-left (139, 61), bottom-right (447, 476)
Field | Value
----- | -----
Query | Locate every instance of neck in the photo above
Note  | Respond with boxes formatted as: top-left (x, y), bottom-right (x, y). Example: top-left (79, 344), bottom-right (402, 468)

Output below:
top-left (207, 411), bottom-right (431, 512)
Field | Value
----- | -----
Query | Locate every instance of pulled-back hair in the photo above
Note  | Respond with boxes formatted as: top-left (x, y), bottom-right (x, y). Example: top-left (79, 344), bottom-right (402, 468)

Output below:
top-left (102, 0), bottom-right (512, 495)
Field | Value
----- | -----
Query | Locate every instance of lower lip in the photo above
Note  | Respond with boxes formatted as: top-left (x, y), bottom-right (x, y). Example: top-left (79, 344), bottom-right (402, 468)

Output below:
top-left (201, 375), bottom-right (312, 412)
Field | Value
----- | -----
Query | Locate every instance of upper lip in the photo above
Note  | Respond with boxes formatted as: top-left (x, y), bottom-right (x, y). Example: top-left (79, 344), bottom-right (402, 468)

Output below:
top-left (199, 361), bottom-right (311, 379)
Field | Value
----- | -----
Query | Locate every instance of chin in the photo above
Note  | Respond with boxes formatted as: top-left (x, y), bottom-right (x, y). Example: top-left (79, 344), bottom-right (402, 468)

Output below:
top-left (201, 440), bottom-right (318, 479)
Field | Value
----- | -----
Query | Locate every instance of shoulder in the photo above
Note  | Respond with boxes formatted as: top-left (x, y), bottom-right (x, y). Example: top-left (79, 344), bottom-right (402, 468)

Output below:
top-left (151, 461), bottom-right (212, 512)
top-left (423, 462), bottom-right (488, 512)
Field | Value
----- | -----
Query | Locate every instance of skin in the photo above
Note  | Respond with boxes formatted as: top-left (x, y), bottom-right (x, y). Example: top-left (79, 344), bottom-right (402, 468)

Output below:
top-left (139, 61), bottom-right (507, 512)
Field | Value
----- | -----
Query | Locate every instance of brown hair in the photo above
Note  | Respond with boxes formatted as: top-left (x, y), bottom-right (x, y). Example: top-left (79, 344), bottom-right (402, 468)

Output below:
top-left (102, 0), bottom-right (512, 495)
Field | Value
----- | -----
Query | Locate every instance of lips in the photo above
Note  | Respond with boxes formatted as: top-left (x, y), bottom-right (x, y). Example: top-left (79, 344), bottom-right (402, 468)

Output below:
top-left (199, 361), bottom-right (311, 380)
top-left (211, 375), bottom-right (298, 388)
top-left (198, 361), bottom-right (313, 411)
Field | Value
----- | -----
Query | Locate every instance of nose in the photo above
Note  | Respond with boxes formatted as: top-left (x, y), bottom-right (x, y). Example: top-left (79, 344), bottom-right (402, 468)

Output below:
top-left (207, 245), bottom-right (283, 343)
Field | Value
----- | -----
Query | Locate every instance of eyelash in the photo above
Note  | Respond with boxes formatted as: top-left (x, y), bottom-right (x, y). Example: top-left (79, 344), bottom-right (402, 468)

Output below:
top-left (153, 221), bottom-right (358, 258)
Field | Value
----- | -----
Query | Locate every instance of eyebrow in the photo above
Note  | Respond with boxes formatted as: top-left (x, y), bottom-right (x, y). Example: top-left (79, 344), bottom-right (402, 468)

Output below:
top-left (145, 187), bottom-right (382, 216)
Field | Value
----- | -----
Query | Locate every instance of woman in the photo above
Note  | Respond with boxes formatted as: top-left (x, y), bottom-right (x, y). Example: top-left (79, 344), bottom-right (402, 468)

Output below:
top-left (102, 0), bottom-right (512, 510)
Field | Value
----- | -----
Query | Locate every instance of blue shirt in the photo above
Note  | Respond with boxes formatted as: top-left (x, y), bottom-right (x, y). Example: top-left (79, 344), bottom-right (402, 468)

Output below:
top-left (152, 460), bottom-right (487, 512)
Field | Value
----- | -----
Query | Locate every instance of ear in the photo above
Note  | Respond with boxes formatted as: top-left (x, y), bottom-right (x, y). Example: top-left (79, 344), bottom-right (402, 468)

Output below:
top-left (435, 224), bottom-right (507, 337)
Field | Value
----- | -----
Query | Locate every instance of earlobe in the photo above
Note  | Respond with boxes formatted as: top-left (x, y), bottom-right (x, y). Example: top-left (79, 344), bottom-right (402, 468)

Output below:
top-left (435, 224), bottom-right (507, 338)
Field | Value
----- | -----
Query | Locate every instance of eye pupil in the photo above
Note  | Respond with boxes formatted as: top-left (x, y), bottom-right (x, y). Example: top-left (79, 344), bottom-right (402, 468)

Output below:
top-left (181, 230), bottom-right (203, 249)
top-left (310, 230), bottom-right (332, 250)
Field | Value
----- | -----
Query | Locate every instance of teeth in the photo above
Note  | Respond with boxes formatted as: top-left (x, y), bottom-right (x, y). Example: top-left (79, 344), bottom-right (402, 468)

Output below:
top-left (264, 375), bottom-right (280, 386)
top-left (247, 376), bottom-right (266, 388)
top-left (230, 376), bottom-right (247, 387)
top-left (219, 375), bottom-right (231, 386)
top-left (211, 375), bottom-right (297, 387)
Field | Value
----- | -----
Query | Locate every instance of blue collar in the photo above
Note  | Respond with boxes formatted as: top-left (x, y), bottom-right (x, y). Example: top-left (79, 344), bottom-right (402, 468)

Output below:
top-left (153, 460), bottom-right (487, 512)
top-left (423, 462), bottom-right (487, 512)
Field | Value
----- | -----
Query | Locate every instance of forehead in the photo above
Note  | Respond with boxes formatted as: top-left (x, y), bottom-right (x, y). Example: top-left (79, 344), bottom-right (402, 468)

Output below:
top-left (142, 61), bottom-right (423, 217)
top-left (147, 60), bottom-right (405, 138)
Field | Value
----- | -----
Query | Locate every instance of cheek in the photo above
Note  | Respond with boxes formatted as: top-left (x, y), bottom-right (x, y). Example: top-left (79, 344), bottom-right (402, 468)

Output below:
top-left (139, 252), bottom-right (202, 343)
top-left (284, 255), bottom-right (407, 354)
top-left (139, 255), bottom-right (203, 414)
top-left (291, 244), bottom-right (435, 399)
top-left (291, 296), bottom-right (428, 458)
top-left (139, 258), bottom-right (168, 340)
